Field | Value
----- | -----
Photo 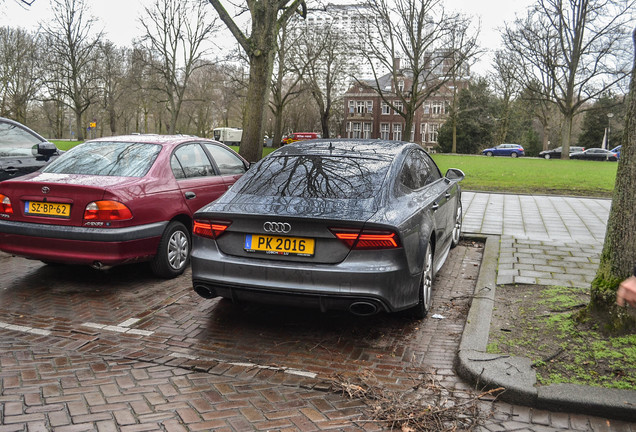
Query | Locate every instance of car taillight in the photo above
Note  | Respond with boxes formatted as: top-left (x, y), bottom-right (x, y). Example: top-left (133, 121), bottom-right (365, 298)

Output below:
top-left (0, 194), bottom-right (12, 214)
top-left (330, 227), bottom-right (400, 250)
top-left (193, 220), bottom-right (231, 239)
top-left (84, 201), bottom-right (132, 221)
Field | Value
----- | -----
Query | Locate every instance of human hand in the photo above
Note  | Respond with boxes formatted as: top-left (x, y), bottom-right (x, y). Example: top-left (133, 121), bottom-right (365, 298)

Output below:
top-left (617, 276), bottom-right (636, 307)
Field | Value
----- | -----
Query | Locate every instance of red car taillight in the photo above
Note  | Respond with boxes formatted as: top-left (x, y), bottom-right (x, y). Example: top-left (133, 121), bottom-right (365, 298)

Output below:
top-left (330, 227), bottom-right (400, 250)
top-left (84, 201), bottom-right (133, 221)
top-left (193, 220), bottom-right (231, 239)
top-left (0, 194), bottom-right (12, 214)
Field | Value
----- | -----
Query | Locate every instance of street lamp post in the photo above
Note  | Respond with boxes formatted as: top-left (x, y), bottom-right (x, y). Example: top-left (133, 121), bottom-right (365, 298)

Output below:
top-left (607, 113), bottom-right (614, 149)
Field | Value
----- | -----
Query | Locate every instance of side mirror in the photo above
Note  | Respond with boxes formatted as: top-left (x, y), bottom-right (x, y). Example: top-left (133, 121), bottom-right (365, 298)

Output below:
top-left (445, 168), bottom-right (465, 181)
top-left (32, 142), bottom-right (58, 158)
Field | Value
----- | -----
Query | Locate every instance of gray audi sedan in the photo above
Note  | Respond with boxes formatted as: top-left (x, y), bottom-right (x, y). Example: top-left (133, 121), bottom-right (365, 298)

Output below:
top-left (191, 139), bottom-right (464, 318)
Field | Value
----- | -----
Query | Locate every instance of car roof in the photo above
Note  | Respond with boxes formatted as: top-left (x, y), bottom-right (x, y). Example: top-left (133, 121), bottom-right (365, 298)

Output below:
top-left (87, 134), bottom-right (212, 146)
top-left (276, 139), bottom-right (415, 160)
top-left (0, 116), bottom-right (47, 142)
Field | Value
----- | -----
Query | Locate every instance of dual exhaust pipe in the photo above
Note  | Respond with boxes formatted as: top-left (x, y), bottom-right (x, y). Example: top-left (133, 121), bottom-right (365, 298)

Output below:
top-left (193, 284), bottom-right (380, 316)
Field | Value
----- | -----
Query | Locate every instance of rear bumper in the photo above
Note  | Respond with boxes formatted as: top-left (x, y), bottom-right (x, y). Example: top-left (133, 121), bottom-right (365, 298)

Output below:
top-left (190, 237), bottom-right (420, 313)
top-left (0, 220), bottom-right (167, 265)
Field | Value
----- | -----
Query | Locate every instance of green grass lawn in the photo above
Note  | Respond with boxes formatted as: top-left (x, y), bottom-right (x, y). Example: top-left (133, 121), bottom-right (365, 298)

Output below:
top-left (52, 141), bottom-right (616, 198)
top-left (431, 154), bottom-right (617, 197)
top-left (52, 140), bottom-right (83, 151)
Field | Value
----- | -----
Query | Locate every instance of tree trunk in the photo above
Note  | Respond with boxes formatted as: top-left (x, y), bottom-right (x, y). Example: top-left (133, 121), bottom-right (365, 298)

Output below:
top-left (589, 28), bottom-right (636, 330)
top-left (75, 111), bottom-right (84, 141)
top-left (240, 52), bottom-right (272, 162)
top-left (559, 113), bottom-right (573, 159)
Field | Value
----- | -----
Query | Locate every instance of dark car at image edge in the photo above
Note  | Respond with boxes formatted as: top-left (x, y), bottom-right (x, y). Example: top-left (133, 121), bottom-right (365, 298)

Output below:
top-left (0, 116), bottom-right (62, 181)
top-left (191, 139), bottom-right (464, 318)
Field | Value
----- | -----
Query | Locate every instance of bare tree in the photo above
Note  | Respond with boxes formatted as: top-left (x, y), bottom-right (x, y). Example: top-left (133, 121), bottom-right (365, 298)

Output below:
top-left (590, 28), bottom-right (636, 327)
top-left (360, 0), bottom-right (479, 141)
top-left (138, 0), bottom-right (218, 134)
top-left (98, 41), bottom-right (127, 135)
top-left (294, 21), bottom-right (351, 139)
top-left (0, 27), bottom-right (41, 123)
top-left (489, 50), bottom-right (522, 146)
top-left (269, 24), bottom-right (309, 147)
top-left (503, 0), bottom-right (634, 159)
top-left (207, 0), bottom-right (307, 162)
top-left (41, 0), bottom-right (102, 141)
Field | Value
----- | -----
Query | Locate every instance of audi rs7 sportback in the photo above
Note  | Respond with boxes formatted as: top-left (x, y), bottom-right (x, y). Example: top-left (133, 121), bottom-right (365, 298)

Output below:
top-left (191, 139), bottom-right (464, 318)
top-left (0, 135), bottom-right (248, 278)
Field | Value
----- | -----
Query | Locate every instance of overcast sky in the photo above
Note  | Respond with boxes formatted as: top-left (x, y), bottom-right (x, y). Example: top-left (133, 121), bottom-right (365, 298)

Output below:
top-left (1, 0), bottom-right (535, 74)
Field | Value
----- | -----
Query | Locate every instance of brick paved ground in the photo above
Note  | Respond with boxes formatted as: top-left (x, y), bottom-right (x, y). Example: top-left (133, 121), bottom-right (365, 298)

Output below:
top-left (1, 242), bottom-right (633, 431)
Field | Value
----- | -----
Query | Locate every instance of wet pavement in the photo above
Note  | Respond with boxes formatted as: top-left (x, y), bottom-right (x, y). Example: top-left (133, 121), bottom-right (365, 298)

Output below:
top-left (0, 192), bottom-right (634, 431)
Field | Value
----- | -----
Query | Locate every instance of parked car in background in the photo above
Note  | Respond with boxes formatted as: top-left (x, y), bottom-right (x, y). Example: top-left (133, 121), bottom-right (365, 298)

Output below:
top-left (281, 132), bottom-right (321, 145)
top-left (538, 146), bottom-right (585, 159)
top-left (0, 135), bottom-right (248, 278)
top-left (610, 145), bottom-right (622, 159)
top-left (212, 127), bottom-right (242, 146)
top-left (481, 143), bottom-right (525, 158)
top-left (0, 117), bottom-right (61, 181)
top-left (191, 139), bottom-right (464, 319)
top-left (569, 148), bottom-right (618, 161)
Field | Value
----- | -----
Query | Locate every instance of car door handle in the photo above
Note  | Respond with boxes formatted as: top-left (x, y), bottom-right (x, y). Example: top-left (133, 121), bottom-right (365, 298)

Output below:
top-left (4, 167), bottom-right (18, 173)
top-left (445, 192), bottom-right (451, 199)
top-left (432, 202), bottom-right (440, 211)
top-left (185, 192), bottom-right (196, 200)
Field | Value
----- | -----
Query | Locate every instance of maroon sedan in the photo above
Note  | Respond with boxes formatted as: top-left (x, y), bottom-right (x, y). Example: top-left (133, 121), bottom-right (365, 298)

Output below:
top-left (0, 135), bottom-right (248, 277)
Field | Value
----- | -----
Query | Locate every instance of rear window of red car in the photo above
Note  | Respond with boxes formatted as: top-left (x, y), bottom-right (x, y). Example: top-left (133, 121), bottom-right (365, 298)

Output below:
top-left (43, 141), bottom-right (161, 177)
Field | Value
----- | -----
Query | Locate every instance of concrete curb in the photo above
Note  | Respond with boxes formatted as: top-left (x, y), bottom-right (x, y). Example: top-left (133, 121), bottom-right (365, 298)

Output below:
top-left (455, 234), bottom-right (636, 422)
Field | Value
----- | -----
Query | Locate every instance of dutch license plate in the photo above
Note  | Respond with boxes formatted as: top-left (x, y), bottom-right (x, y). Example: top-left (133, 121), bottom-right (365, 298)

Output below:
top-left (244, 234), bottom-right (315, 257)
top-left (25, 201), bottom-right (71, 218)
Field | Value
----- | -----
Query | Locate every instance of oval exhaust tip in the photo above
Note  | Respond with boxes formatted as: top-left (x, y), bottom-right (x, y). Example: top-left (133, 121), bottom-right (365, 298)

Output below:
top-left (194, 285), bottom-right (216, 299)
top-left (349, 301), bottom-right (379, 316)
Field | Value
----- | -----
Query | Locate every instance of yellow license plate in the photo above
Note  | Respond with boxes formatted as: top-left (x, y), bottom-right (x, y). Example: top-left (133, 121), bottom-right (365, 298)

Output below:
top-left (25, 201), bottom-right (71, 218)
top-left (245, 234), bottom-right (315, 257)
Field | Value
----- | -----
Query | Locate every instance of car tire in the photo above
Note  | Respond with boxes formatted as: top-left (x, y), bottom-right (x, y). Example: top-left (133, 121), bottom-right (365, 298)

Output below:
top-left (150, 221), bottom-right (190, 278)
top-left (511, 152), bottom-right (518, 158)
top-left (451, 202), bottom-right (462, 248)
top-left (411, 241), bottom-right (433, 319)
top-left (544, 154), bottom-right (551, 159)
top-left (486, 151), bottom-right (493, 157)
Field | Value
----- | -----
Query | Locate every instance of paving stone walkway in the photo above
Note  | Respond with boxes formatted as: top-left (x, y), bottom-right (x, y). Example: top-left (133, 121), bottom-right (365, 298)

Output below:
top-left (462, 192), bottom-right (611, 287)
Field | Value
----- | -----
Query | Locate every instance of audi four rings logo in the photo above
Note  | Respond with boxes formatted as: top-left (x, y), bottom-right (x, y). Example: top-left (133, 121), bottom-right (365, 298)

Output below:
top-left (263, 222), bottom-right (291, 233)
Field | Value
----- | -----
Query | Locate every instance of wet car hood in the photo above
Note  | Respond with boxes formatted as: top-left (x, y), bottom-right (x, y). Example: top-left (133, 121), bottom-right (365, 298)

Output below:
top-left (197, 190), bottom-right (379, 222)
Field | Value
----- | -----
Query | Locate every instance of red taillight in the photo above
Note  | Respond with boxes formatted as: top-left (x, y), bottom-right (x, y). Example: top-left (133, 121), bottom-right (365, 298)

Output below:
top-left (0, 194), bottom-right (13, 214)
top-left (193, 220), bottom-right (231, 239)
top-left (84, 201), bottom-right (132, 221)
top-left (330, 227), bottom-right (400, 250)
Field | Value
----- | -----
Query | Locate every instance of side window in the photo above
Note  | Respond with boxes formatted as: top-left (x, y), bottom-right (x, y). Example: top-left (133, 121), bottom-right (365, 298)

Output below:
top-left (0, 120), bottom-right (43, 158)
top-left (421, 151), bottom-right (442, 183)
top-left (171, 154), bottom-right (185, 179)
top-left (172, 144), bottom-right (216, 179)
top-left (400, 150), bottom-right (440, 190)
top-left (400, 152), bottom-right (419, 190)
top-left (204, 144), bottom-right (246, 175)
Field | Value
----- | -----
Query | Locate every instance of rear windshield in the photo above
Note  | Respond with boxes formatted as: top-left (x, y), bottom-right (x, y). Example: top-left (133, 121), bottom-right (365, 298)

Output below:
top-left (43, 141), bottom-right (161, 177)
top-left (235, 155), bottom-right (391, 199)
